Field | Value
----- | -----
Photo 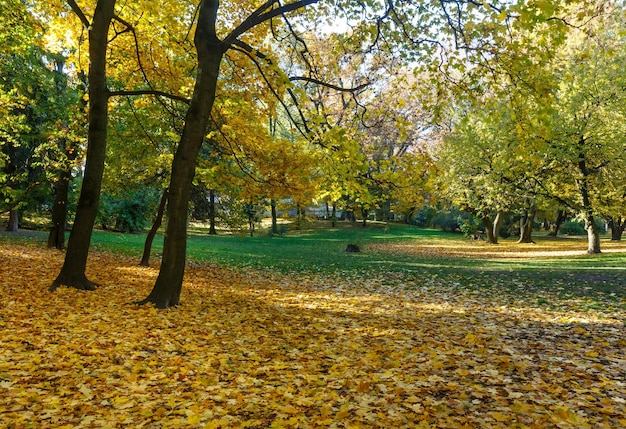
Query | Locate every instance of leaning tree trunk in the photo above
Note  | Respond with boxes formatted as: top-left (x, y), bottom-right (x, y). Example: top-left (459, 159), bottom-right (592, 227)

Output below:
top-left (50, 0), bottom-right (115, 292)
top-left (138, 1), bottom-right (223, 308)
top-left (548, 209), bottom-right (566, 237)
top-left (481, 216), bottom-right (496, 244)
top-left (492, 211), bottom-right (503, 244)
top-left (6, 209), bottom-right (19, 232)
top-left (139, 188), bottom-right (168, 267)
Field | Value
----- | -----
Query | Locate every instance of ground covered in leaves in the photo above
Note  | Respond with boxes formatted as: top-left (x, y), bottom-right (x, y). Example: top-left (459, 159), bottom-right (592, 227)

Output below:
top-left (1, 241), bottom-right (625, 428)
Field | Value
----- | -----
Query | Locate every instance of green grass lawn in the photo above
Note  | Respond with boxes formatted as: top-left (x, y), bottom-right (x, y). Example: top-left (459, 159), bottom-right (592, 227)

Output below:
top-left (2, 221), bottom-right (626, 309)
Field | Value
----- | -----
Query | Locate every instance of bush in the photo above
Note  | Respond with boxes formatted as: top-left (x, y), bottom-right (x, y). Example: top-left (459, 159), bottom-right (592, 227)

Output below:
top-left (97, 188), bottom-right (159, 233)
top-left (432, 207), bottom-right (473, 233)
top-left (561, 221), bottom-right (586, 236)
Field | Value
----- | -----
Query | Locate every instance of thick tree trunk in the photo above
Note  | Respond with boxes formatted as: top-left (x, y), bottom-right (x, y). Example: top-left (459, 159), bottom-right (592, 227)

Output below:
top-left (481, 216), bottom-right (496, 244)
top-left (139, 1), bottom-right (223, 308)
top-left (608, 216), bottom-right (624, 241)
top-left (208, 189), bottom-right (217, 235)
top-left (50, 0), bottom-right (115, 292)
top-left (584, 210), bottom-right (601, 254)
top-left (577, 157), bottom-right (601, 254)
top-left (517, 206), bottom-right (536, 244)
top-left (139, 189), bottom-right (168, 267)
top-left (6, 209), bottom-right (19, 232)
top-left (271, 199), bottom-right (278, 234)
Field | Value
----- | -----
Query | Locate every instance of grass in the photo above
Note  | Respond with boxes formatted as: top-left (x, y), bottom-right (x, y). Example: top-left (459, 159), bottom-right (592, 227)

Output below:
top-left (2, 221), bottom-right (626, 308)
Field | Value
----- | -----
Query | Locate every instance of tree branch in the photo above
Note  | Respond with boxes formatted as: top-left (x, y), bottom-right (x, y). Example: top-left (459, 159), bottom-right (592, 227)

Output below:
top-left (66, 0), bottom-right (90, 30)
top-left (108, 89), bottom-right (191, 105)
top-left (289, 76), bottom-right (370, 93)
top-left (223, 0), bottom-right (318, 47)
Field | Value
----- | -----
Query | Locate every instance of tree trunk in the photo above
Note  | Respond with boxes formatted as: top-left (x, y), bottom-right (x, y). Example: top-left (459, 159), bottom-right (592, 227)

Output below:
top-left (50, 0), bottom-right (115, 292)
top-left (139, 189), bottom-right (168, 267)
top-left (361, 207), bottom-right (367, 228)
top-left (271, 199), bottom-right (278, 234)
top-left (492, 211), bottom-right (503, 244)
top-left (577, 156), bottom-right (601, 254)
top-left (608, 216), bottom-right (624, 241)
top-left (208, 189), bottom-right (217, 235)
top-left (517, 206), bottom-right (536, 244)
top-left (584, 210), bottom-right (601, 254)
top-left (331, 204), bottom-right (336, 227)
top-left (6, 209), bottom-right (19, 232)
top-left (481, 216), bottom-right (496, 244)
top-left (138, 1), bottom-right (223, 308)
top-left (47, 169), bottom-right (70, 249)
top-left (548, 209), bottom-right (566, 237)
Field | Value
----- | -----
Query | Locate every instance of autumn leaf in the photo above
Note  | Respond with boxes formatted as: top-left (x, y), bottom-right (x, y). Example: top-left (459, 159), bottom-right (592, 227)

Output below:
top-left (0, 241), bottom-right (624, 428)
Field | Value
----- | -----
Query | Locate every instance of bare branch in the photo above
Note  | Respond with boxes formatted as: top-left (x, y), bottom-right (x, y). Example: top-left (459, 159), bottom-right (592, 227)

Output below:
top-left (223, 0), bottom-right (318, 47)
top-left (108, 89), bottom-right (191, 105)
top-left (289, 76), bottom-right (370, 93)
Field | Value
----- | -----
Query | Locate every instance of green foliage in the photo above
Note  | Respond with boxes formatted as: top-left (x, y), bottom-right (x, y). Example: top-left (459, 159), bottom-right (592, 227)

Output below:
top-left (97, 188), bottom-right (160, 233)
top-left (432, 207), bottom-right (473, 233)
top-left (561, 221), bottom-right (586, 236)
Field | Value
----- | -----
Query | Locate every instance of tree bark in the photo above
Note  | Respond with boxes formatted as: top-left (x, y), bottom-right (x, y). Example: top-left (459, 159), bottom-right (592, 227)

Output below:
top-left (47, 169), bottom-right (70, 249)
top-left (50, 0), bottom-right (115, 292)
top-left (577, 157), bottom-right (601, 254)
top-left (271, 199), bottom-right (278, 234)
top-left (548, 209), bottom-right (566, 237)
top-left (138, 0), bottom-right (223, 308)
top-left (208, 189), bottom-right (217, 235)
top-left (331, 204), bottom-right (337, 227)
top-left (607, 216), bottom-right (624, 241)
top-left (492, 211), bottom-right (503, 244)
top-left (517, 206), bottom-right (536, 244)
top-left (6, 209), bottom-right (19, 232)
top-left (139, 189), bottom-right (168, 267)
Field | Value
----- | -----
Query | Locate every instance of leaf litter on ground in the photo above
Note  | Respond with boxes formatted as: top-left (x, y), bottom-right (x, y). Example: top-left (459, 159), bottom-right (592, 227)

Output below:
top-left (0, 241), bottom-right (624, 428)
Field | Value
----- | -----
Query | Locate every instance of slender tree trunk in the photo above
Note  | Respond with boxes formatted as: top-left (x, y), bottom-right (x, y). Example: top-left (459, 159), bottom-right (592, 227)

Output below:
top-left (6, 209), bottom-right (19, 232)
top-left (208, 189), bottom-right (217, 235)
top-left (361, 207), bottom-right (367, 228)
top-left (47, 169), bottom-right (71, 249)
top-left (50, 0), bottom-right (115, 292)
top-left (492, 211), bottom-right (503, 244)
top-left (271, 199), bottom-right (278, 234)
top-left (518, 206), bottom-right (536, 244)
top-left (548, 209), bottom-right (566, 237)
top-left (139, 1), bottom-right (223, 308)
top-left (331, 204), bottom-right (336, 228)
top-left (139, 189), bottom-right (168, 267)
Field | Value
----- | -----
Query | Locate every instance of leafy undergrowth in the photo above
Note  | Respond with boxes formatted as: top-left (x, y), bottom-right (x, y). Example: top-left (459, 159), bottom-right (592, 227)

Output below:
top-left (1, 242), bottom-right (625, 428)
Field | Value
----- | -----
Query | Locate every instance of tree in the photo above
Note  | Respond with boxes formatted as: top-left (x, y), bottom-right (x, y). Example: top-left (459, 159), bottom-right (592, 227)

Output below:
top-left (50, 0), bottom-right (117, 291)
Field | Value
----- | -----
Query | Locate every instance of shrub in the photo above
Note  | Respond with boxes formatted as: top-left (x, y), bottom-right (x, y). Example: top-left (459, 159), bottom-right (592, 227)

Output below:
top-left (561, 221), bottom-right (586, 236)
